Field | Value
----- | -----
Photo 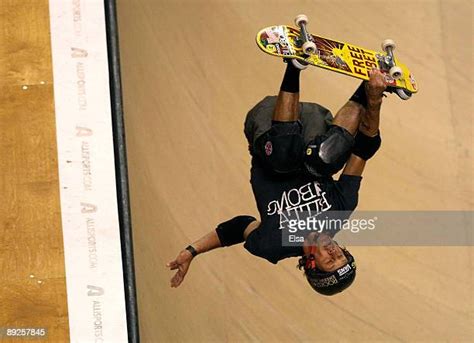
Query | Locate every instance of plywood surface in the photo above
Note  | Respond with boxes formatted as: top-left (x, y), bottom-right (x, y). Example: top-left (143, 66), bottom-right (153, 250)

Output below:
top-left (0, 0), bottom-right (69, 341)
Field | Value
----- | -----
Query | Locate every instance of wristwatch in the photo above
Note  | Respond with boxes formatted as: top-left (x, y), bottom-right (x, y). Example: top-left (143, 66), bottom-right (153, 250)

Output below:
top-left (185, 245), bottom-right (198, 257)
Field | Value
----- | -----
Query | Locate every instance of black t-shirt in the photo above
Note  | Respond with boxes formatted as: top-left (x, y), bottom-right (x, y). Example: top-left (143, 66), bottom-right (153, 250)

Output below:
top-left (244, 158), bottom-right (362, 264)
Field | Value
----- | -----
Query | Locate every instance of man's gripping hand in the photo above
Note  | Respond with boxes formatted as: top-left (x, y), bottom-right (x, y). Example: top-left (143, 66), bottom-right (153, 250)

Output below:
top-left (167, 249), bottom-right (194, 288)
top-left (360, 69), bottom-right (386, 137)
top-left (365, 69), bottom-right (387, 102)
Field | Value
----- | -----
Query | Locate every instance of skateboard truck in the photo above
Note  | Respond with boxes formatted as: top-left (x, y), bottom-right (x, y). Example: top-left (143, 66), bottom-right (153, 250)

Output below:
top-left (289, 14), bottom-right (317, 70)
top-left (381, 39), bottom-right (403, 80)
top-left (381, 39), bottom-right (412, 100)
top-left (295, 15), bottom-right (317, 55)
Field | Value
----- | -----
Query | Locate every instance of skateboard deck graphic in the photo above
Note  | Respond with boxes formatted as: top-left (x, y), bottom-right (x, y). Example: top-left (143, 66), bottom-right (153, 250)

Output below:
top-left (257, 25), bottom-right (418, 94)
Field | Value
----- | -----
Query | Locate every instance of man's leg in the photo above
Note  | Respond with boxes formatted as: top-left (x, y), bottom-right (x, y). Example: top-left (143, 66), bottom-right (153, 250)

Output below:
top-left (304, 71), bottom-right (383, 176)
top-left (272, 61), bottom-right (301, 122)
top-left (250, 61), bottom-right (306, 174)
top-left (331, 78), bottom-right (372, 135)
top-left (332, 100), bottom-right (365, 136)
top-left (332, 69), bottom-right (386, 136)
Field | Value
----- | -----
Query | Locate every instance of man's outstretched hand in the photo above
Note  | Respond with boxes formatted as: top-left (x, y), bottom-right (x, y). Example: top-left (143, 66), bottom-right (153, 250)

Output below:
top-left (365, 68), bottom-right (387, 102)
top-left (167, 249), bottom-right (194, 288)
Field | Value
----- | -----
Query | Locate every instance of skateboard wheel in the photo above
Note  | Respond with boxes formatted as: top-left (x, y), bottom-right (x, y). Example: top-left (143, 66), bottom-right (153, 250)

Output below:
top-left (395, 88), bottom-right (412, 100)
top-left (295, 14), bottom-right (308, 27)
top-left (291, 58), bottom-right (308, 70)
top-left (381, 39), bottom-right (396, 52)
top-left (389, 66), bottom-right (403, 80)
top-left (302, 41), bottom-right (317, 55)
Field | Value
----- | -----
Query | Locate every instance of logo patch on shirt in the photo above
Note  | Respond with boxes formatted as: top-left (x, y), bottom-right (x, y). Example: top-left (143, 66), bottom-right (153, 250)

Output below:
top-left (265, 141), bottom-right (273, 156)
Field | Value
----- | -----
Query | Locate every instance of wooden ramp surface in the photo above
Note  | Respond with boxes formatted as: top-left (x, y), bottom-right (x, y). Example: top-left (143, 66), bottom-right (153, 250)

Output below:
top-left (0, 1), bottom-right (69, 341)
top-left (117, 1), bottom-right (473, 342)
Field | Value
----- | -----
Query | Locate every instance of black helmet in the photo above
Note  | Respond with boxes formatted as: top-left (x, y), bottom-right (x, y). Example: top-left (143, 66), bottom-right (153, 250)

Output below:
top-left (299, 247), bottom-right (356, 296)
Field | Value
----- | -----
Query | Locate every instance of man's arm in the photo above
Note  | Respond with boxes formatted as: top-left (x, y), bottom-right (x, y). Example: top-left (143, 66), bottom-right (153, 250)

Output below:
top-left (359, 70), bottom-right (384, 136)
top-left (359, 68), bottom-right (386, 136)
top-left (167, 219), bottom-right (260, 287)
top-left (166, 230), bottom-right (221, 288)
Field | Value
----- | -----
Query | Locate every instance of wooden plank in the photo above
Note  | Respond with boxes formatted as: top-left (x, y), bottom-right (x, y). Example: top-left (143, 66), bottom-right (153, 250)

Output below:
top-left (0, 0), bottom-right (69, 341)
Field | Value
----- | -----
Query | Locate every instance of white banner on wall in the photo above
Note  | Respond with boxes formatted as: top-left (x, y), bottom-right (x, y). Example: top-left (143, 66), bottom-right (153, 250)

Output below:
top-left (49, 0), bottom-right (128, 341)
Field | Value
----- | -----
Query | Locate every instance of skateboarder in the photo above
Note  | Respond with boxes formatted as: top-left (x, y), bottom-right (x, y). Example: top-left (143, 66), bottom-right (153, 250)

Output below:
top-left (167, 61), bottom-right (386, 295)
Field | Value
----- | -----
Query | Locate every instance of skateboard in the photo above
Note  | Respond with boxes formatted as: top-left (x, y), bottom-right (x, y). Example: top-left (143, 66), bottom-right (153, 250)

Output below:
top-left (256, 15), bottom-right (418, 100)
